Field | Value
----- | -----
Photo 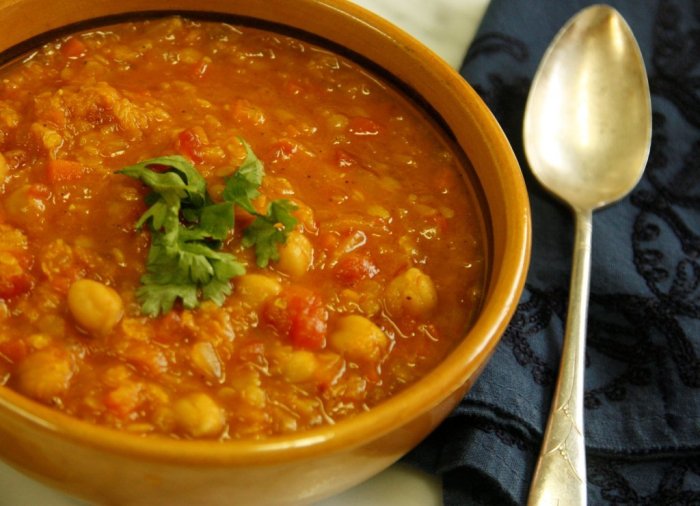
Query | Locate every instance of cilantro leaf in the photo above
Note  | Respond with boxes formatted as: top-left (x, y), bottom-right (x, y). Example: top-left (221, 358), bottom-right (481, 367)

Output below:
top-left (202, 276), bottom-right (233, 306)
top-left (268, 199), bottom-right (299, 231)
top-left (242, 200), bottom-right (298, 268)
top-left (198, 202), bottom-right (235, 241)
top-left (118, 156), bottom-right (207, 207)
top-left (119, 141), bottom-right (297, 317)
top-left (137, 282), bottom-right (199, 316)
top-left (119, 155), bottom-right (244, 317)
top-left (222, 138), bottom-right (264, 213)
top-left (221, 141), bottom-right (299, 268)
top-left (178, 242), bottom-right (243, 283)
top-left (133, 197), bottom-right (174, 231)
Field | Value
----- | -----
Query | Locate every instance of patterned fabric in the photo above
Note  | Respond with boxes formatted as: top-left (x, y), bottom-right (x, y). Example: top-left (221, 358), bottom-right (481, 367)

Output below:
top-left (402, 1), bottom-right (700, 504)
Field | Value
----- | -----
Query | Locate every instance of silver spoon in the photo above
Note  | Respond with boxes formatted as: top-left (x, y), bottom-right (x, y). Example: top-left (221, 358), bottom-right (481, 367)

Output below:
top-left (523, 5), bottom-right (651, 505)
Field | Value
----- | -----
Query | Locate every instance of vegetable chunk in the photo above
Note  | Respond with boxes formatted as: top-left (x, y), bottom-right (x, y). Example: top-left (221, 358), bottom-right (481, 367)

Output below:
top-left (16, 348), bottom-right (74, 401)
top-left (385, 267), bottom-right (438, 318)
top-left (329, 315), bottom-right (389, 364)
top-left (173, 392), bottom-right (226, 438)
top-left (68, 279), bottom-right (124, 335)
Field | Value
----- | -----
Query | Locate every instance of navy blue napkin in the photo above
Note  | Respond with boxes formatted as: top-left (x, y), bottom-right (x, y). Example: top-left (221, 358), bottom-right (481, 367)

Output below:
top-left (402, 1), bottom-right (700, 504)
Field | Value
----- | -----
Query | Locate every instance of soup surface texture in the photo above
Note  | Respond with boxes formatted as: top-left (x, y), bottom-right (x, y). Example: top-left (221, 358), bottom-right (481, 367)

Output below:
top-left (0, 17), bottom-right (485, 439)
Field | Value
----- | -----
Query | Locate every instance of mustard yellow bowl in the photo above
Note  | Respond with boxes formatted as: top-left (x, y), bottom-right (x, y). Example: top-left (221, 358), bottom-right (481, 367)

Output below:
top-left (0, 0), bottom-right (530, 504)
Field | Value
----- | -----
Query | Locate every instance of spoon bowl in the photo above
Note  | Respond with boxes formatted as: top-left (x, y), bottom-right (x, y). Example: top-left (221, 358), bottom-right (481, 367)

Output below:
top-left (524, 5), bottom-right (651, 211)
top-left (523, 5), bottom-right (651, 505)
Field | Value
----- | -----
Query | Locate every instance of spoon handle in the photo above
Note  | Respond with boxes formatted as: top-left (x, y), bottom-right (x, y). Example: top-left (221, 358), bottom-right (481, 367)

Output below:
top-left (528, 208), bottom-right (591, 506)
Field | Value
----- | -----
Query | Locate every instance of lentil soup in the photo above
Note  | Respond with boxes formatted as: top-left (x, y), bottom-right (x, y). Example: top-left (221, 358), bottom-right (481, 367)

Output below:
top-left (0, 17), bottom-right (486, 440)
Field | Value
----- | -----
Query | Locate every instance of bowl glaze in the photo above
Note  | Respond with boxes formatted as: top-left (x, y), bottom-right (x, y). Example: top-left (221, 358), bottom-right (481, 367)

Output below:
top-left (0, 1), bottom-right (531, 504)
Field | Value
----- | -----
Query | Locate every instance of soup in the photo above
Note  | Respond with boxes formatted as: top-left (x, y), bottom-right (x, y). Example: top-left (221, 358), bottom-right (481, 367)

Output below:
top-left (0, 17), bottom-right (485, 440)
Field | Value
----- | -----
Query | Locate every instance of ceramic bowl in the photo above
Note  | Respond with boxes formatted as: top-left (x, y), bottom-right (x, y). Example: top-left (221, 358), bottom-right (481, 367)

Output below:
top-left (0, 0), bottom-right (530, 504)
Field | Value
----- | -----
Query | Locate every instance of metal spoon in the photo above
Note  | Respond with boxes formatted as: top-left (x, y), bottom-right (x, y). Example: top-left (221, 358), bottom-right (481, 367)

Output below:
top-left (523, 5), bottom-right (651, 505)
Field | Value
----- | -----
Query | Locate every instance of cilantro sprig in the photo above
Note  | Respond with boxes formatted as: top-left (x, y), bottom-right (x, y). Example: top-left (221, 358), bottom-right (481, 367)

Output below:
top-left (118, 139), bottom-right (297, 317)
top-left (242, 200), bottom-right (299, 268)
top-left (221, 145), bottom-right (299, 268)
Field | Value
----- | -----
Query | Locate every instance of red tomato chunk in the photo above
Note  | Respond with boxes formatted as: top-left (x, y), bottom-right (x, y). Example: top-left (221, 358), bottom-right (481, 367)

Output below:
top-left (264, 287), bottom-right (328, 350)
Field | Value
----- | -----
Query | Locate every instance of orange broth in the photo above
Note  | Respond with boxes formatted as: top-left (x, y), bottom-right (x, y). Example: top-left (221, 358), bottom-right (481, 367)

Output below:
top-left (0, 17), bottom-right (486, 439)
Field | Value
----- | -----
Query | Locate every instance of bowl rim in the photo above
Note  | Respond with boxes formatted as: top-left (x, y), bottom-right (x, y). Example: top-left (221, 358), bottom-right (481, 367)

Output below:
top-left (0, 0), bottom-right (531, 466)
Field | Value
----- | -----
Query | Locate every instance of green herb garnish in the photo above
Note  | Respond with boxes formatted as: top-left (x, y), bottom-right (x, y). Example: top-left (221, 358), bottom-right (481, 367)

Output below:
top-left (118, 139), bottom-right (297, 316)
top-left (242, 199), bottom-right (299, 268)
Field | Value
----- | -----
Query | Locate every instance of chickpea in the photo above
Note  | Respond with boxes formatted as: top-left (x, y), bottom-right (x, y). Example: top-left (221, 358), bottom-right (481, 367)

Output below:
top-left (329, 315), bottom-right (389, 364)
top-left (367, 204), bottom-right (390, 220)
top-left (16, 348), bottom-right (73, 402)
top-left (228, 368), bottom-right (266, 408)
top-left (68, 279), bottom-right (124, 336)
top-left (173, 392), bottom-right (226, 438)
top-left (235, 274), bottom-right (281, 309)
top-left (327, 113), bottom-right (349, 130)
top-left (384, 267), bottom-right (437, 318)
top-left (4, 184), bottom-right (47, 233)
top-left (282, 350), bottom-right (319, 383)
top-left (277, 231), bottom-right (313, 278)
top-left (27, 333), bottom-right (52, 350)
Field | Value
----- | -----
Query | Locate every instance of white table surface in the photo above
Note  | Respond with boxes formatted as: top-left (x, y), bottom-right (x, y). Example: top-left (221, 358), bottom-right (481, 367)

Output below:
top-left (0, 1), bottom-right (491, 504)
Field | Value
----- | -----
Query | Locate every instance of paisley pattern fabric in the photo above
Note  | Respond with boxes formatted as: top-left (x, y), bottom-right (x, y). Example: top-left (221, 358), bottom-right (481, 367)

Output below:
top-left (403, 1), bottom-right (700, 504)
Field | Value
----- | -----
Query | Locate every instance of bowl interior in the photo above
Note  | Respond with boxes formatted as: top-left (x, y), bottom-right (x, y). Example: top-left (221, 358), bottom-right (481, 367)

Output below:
top-left (0, 0), bottom-right (530, 465)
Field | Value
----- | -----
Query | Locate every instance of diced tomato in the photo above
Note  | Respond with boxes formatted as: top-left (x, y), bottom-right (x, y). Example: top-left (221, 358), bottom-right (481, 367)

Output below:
top-left (334, 253), bottom-right (379, 286)
top-left (290, 306), bottom-right (327, 350)
top-left (43, 108), bottom-right (67, 129)
top-left (264, 287), bottom-right (328, 350)
top-left (61, 37), bottom-right (87, 59)
top-left (317, 231), bottom-right (340, 252)
top-left (104, 382), bottom-right (143, 418)
top-left (348, 117), bottom-right (380, 136)
top-left (154, 311), bottom-right (185, 344)
top-left (0, 252), bottom-right (33, 299)
top-left (176, 129), bottom-right (203, 163)
top-left (334, 148), bottom-right (357, 168)
top-left (0, 339), bottom-right (28, 364)
top-left (232, 99), bottom-right (265, 125)
top-left (270, 138), bottom-right (298, 160)
top-left (47, 266), bottom-right (84, 295)
top-left (26, 183), bottom-right (51, 200)
top-left (120, 342), bottom-right (168, 376)
top-left (46, 159), bottom-right (86, 184)
top-left (0, 271), bottom-right (32, 299)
